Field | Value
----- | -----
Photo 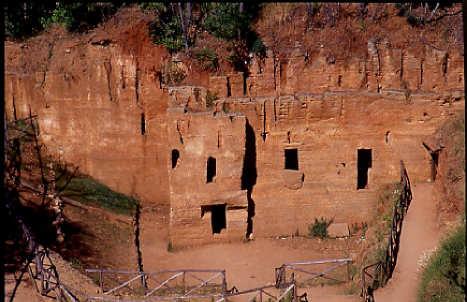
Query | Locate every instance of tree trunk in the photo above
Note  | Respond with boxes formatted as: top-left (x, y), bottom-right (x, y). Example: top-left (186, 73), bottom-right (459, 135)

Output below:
top-left (176, 2), bottom-right (189, 52)
top-left (238, 3), bottom-right (244, 40)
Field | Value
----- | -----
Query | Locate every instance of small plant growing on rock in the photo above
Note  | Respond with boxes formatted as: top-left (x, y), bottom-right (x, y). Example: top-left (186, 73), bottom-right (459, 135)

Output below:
top-left (161, 61), bottom-right (187, 85)
top-left (308, 217), bottom-right (333, 239)
top-left (206, 90), bottom-right (219, 108)
top-left (195, 48), bottom-right (219, 71)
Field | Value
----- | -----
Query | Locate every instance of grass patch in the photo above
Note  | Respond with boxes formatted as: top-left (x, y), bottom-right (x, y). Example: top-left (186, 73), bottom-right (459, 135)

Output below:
top-left (58, 175), bottom-right (138, 216)
top-left (308, 217), bottom-right (333, 239)
top-left (418, 224), bottom-right (465, 302)
top-left (195, 48), bottom-right (219, 71)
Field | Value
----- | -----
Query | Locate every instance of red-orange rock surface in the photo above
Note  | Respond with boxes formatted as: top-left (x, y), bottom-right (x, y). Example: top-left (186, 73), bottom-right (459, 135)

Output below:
top-left (4, 5), bottom-right (464, 247)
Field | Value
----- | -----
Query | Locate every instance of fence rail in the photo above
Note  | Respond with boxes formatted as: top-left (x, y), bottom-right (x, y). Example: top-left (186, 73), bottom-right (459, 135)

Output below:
top-left (85, 268), bottom-right (227, 299)
top-left (361, 160), bottom-right (412, 302)
top-left (275, 258), bottom-right (353, 289)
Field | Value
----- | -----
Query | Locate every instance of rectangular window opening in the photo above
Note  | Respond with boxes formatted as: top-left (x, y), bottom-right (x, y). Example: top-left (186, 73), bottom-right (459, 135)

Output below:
top-left (357, 149), bottom-right (372, 189)
top-left (284, 148), bottom-right (299, 170)
top-left (226, 77), bottom-right (231, 97)
top-left (207, 157), bottom-right (217, 183)
top-left (201, 204), bottom-right (226, 234)
top-left (141, 113), bottom-right (146, 135)
top-left (171, 149), bottom-right (180, 169)
top-left (431, 151), bottom-right (439, 181)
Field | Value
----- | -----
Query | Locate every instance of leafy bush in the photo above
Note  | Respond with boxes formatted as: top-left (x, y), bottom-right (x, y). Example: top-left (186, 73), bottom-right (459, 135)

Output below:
top-left (41, 3), bottom-right (75, 30)
top-left (202, 3), bottom-right (250, 40)
top-left (206, 90), bottom-right (219, 108)
top-left (149, 7), bottom-right (185, 53)
top-left (161, 61), bottom-right (187, 85)
top-left (250, 36), bottom-right (267, 58)
top-left (5, 3), bottom-right (55, 38)
top-left (5, 2), bottom-right (119, 38)
top-left (418, 224), bottom-right (465, 302)
top-left (308, 217), bottom-right (333, 239)
top-left (195, 48), bottom-right (219, 71)
top-left (139, 2), bottom-right (166, 12)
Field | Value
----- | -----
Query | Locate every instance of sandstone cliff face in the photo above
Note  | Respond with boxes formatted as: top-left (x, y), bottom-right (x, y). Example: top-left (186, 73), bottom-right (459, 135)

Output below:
top-left (5, 11), bottom-right (171, 204)
top-left (4, 7), bottom-right (464, 247)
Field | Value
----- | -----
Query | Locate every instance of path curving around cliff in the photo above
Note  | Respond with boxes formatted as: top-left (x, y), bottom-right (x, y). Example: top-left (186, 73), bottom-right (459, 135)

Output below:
top-left (374, 182), bottom-right (441, 302)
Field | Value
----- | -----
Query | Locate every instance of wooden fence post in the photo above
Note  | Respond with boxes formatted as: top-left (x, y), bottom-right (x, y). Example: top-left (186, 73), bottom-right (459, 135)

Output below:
top-left (182, 271), bottom-right (186, 294)
top-left (221, 270), bottom-right (227, 295)
top-left (99, 270), bottom-right (103, 293)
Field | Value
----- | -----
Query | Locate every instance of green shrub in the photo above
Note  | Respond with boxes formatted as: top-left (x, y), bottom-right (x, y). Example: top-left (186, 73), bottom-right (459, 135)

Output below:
top-left (195, 48), bottom-right (219, 71)
top-left (308, 217), bottom-right (333, 239)
top-left (202, 3), bottom-right (250, 40)
top-left (206, 90), bottom-right (219, 108)
top-left (139, 2), bottom-right (166, 12)
top-left (250, 36), bottom-right (267, 58)
top-left (150, 15), bottom-right (185, 53)
top-left (40, 3), bottom-right (118, 32)
top-left (70, 257), bottom-right (83, 270)
top-left (222, 102), bottom-right (230, 113)
top-left (418, 225), bottom-right (465, 302)
top-left (40, 3), bottom-right (74, 30)
top-left (161, 61), bottom-right (187, 85)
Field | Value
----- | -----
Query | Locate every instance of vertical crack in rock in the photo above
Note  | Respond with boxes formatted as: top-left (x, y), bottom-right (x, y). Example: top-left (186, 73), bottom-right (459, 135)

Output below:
top-left (135, 57), bottom-right (140, 104)
top-left (420, 58), bottom-right (424, 88)
top-left (261, 100), bottom-right (267, 142)
top-left (241, 119), bottom-right (257, 238)
top-left (339, 97), bottom-right (344, 118)
top-left (176, 121), bottom-right (184, 144)
top-left (217, 130), bottom-right (221, 148)
top-left (274, 97), bottom-right (278, 123)
top-left (273, 53), bottom-right (278, 91)
top-left (103, 60), bottom-right (113, 102)
top-left (121, 66), bottom-right (126, 89)
top-left (400, 50), bottom-right (404, 82)
top-left (368, 38), bottom-right (382, 93)
top-left (133, 203), bottom-right (147, 289)
top-left (40, 38), bottom-right (57, 89)
top-left (361, 60), bottom-right (368, 89)
top-left (12, 94), bottom-right (18, 120)
top-left (442, 53), bottom-right (448, 83)
top-left (376, 42), bottom-right (382, 93)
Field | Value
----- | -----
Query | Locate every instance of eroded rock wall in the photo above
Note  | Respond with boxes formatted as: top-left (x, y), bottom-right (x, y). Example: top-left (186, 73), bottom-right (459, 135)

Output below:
top-left (217, 92), bottom-right (463, 237)
top-left (166, 106), bottom-right (248, 246)
top-left (4, 29), bottom-right (171, 204)
top-left (4, 10), bottom-right (464, 247)
top-left (209, 43), bottom-right (464, 99)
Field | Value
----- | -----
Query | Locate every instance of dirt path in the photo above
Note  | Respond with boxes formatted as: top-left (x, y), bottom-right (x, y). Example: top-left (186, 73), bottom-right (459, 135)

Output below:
top-left (374, 182), bottom-right (441, 302)
top-left (140, 207), bottom-right (362, 301)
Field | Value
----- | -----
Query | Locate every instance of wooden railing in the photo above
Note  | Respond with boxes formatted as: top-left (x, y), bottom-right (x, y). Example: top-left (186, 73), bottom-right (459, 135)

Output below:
top-left (361, 161), bottom-right (412, 302)
top-left (85, 268), bottom-right (227, 299)
top-left (275, 258), bottom-right (353, 289)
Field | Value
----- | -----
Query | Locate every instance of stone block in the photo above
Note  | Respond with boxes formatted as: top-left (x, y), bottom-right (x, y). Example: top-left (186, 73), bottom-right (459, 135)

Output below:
top-left (282, 170), bottom-right (304, 190)
top-left (328, 223), bottom-right (350, 238)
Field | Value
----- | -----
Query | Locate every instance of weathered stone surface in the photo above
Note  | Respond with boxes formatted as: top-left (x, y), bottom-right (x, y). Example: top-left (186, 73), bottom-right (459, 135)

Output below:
top-left (282, 170), bottom-right (304, 190)
top-left (4, 15), bottom-right (464, 247)
top-left (328, 223), bottom-right (350, 238)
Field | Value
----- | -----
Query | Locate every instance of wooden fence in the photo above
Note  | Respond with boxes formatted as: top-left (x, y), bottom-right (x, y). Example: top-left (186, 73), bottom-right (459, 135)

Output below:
top-left (361, 161), bottom-right (412, 301)
top-left (275, 258), bottom-right (353, 288)
top-left (85, 268), bottom-right (227, 300)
